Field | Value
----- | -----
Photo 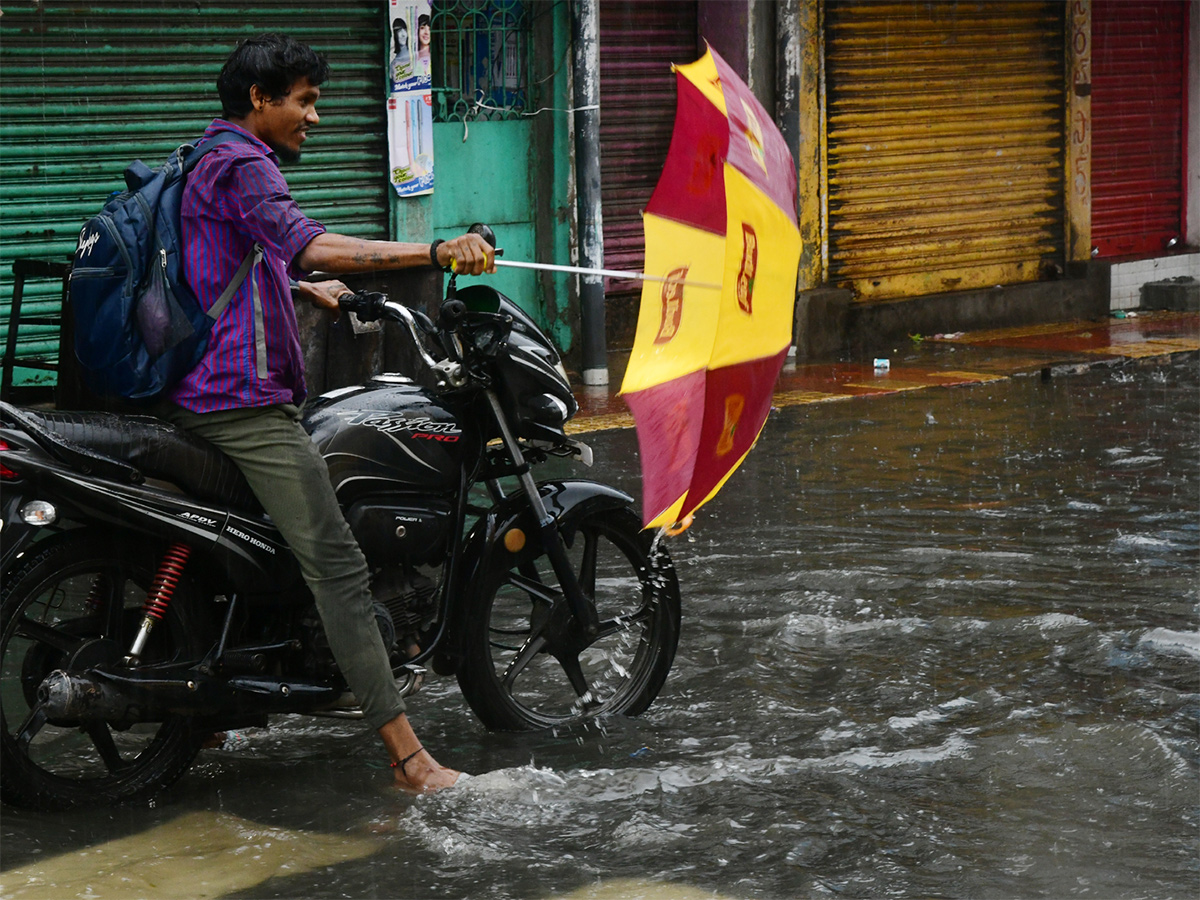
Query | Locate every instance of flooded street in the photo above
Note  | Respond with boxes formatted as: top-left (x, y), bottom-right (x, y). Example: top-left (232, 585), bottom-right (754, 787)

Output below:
top-left (3, 357), bottom-right (1197, 899)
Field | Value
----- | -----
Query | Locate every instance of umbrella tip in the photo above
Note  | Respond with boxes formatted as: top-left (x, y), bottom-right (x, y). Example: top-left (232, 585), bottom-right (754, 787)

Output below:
top-left (664, 514), bottom-right (695, 537)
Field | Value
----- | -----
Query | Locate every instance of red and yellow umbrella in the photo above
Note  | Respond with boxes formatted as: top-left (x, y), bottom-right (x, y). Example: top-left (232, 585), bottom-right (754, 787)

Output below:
top-left (620, 47), bottom-right (801, 530)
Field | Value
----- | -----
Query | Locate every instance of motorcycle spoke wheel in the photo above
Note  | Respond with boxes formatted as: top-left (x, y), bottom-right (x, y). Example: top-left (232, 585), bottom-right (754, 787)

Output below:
top-left (460, 505), bottom-right (681, 731)
top-left (1, 534), bottom-right (208, 811)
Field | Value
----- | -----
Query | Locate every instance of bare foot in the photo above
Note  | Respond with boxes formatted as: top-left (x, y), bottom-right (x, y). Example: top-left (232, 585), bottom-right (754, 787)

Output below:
top-left (393, 747), bottom-right (460, 793)
top-left (378, 713), bottom-right (462, 793)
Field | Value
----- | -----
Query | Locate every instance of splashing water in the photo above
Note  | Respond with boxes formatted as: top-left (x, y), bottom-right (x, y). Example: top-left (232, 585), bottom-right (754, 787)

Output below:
top-left (3, 359), bottom-right (1196, 900)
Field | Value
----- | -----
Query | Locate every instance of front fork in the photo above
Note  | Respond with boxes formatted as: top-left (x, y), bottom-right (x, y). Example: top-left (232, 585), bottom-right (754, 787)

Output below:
top-left (484, 390), bottom-right (599, 637)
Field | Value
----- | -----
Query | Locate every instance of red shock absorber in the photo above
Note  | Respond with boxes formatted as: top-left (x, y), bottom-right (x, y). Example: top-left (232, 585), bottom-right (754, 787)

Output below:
top-left (126, 543), bottom-right (192, 663)
top-left (142, 543), bottom-right (192, 621)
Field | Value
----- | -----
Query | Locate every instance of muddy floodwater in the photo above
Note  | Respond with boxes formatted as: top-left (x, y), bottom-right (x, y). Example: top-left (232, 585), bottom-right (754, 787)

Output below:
top-left (2, 357), bottom-right (1197, 900)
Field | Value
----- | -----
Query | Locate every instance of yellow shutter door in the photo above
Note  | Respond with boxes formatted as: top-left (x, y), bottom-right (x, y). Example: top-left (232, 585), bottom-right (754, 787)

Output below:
top-left (824, 1), bottom-right (1066, 301)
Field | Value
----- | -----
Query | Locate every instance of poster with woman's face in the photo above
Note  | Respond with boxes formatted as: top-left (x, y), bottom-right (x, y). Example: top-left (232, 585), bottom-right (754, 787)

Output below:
top-left (388, 0), bottom-right (434, 196)
top-left (389, 1), bottom-right (432, 93)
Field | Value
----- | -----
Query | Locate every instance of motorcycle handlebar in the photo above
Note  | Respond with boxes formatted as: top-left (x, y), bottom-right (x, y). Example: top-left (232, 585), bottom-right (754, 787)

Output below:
top-left (335, 222), bottom-right (497, 385)
top-left (440, 299), bottom-right (467, 332)
top-left (337, 291), bottom-right (462, 385)
top-left (337, 290), bottom-right (387, 321)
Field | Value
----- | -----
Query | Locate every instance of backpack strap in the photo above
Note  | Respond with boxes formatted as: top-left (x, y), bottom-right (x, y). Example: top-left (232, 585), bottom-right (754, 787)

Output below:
top-left (182, 129), bottom-right (254, 173)
top-left (208, 243), bottom-right (263, 321)
top-left (182, 129), bottom-right (262, 321)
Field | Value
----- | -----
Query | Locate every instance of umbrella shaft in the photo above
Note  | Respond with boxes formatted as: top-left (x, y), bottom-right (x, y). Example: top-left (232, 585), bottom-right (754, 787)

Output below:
top-left (494, 258), bottom-right (720, 290)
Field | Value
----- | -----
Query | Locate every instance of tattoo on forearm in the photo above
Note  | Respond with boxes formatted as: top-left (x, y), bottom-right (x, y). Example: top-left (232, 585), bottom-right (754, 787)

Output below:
top-left (350, 250), bottom-right (392, 267)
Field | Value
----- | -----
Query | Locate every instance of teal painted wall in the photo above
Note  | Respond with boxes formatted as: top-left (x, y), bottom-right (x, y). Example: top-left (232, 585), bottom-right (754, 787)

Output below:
top-left (390, 4), bottom-right (575, 354)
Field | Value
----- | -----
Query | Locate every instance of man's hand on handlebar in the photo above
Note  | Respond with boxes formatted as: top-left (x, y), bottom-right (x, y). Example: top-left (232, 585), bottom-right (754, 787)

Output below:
top-left (295, 279), bottom-right (353, 318)
top-left (436, 233), bottom-right (496, 276)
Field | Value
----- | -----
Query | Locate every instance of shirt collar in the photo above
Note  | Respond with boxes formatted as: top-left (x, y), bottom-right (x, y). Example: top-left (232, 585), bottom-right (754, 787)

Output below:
top-left (203, 119), bottom-right (279, 163)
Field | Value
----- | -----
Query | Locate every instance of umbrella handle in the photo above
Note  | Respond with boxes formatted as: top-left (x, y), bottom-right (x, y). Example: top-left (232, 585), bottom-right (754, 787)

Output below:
top-left (493, 258), bottom-right (722, 291)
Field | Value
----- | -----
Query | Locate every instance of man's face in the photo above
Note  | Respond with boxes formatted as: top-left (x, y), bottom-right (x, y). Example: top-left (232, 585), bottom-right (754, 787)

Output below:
top-left (257, 76), bottom-right (320, 164)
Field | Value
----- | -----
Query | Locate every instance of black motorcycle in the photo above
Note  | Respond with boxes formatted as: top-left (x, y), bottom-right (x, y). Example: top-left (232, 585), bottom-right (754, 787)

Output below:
top-left (0, 263), bottom-right (681, 811)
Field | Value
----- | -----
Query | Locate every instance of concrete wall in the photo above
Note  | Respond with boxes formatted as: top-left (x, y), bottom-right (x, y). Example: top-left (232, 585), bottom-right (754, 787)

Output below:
top-left (305, 268), bottom-right (444, 396)
top-left (795, 276), bottom-right (1106, 362)
top-left (1108, 253), bottom-right (1200, 310)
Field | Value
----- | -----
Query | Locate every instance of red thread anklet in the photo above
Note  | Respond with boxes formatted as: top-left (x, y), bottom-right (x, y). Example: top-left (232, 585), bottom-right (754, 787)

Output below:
top-left (391, 746), bottom-right (424, 777)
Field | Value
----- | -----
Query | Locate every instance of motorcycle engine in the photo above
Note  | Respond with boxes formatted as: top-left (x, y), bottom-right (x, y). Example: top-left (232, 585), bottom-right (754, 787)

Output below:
top-left (371, 565), bottom-right (439, 659)
top-left (300, 565), bottom-right (437, 677)
top-left (302, 600), bottom-right (398, 679)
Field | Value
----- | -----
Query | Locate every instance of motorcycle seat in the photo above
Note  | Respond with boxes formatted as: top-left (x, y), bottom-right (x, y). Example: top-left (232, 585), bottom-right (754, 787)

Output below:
top-left (2, 405), bottom-right (262, 513)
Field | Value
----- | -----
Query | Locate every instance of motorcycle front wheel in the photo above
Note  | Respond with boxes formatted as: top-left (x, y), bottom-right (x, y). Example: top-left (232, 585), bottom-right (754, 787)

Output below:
top-left (1, 533), bottom-right (210, 810)
top-left (458, 504), bottom-right (681, 731)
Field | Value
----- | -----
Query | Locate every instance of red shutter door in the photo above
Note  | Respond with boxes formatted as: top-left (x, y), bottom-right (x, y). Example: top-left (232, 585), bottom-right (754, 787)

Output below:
top-left (1091, 0), bottom-right (1189, 258)
top-left (598, 1), bottom-right (697, 350)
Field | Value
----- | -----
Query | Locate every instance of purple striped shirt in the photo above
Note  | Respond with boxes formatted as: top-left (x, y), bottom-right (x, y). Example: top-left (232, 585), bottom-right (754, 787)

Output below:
top-left (170, 120), bottom-right (326, 412)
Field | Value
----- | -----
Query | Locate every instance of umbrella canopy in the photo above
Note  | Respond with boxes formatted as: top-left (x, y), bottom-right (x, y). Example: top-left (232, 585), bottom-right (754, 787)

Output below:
top-left (619, 47), bottom-right (801, 530)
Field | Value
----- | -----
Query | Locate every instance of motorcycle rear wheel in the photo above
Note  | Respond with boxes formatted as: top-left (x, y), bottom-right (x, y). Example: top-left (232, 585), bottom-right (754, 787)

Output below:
top-left (1, 533), bottom-right (209, 810)
top-left (458, 505), bottom-right (681, 731)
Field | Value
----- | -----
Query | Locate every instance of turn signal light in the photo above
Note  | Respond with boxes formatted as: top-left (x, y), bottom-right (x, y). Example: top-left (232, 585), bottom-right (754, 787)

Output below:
top-left (503, 528), bottom-right (526, 553)
top-left (20, 501), bottom-right (57, 526)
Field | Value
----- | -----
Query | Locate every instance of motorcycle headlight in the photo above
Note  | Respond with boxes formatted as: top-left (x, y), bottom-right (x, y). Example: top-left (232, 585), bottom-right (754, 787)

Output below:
top-left (526, 392), bottom-right (571, 429)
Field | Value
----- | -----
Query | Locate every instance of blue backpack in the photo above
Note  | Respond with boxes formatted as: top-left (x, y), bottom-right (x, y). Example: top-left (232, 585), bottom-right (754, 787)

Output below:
top-left (69, 132), bottom-right (260, 400)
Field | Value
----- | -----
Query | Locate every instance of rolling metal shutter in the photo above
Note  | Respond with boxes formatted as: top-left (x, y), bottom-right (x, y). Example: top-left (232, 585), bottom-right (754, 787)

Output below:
top-left (824, 1), bottom-right (1066, 301)
top-left (0, 1), bottom-right (387, 386)
top-left (598, 0), bottom-right (697, 349)
top-left (1091, 0), bottom-right (1188, 259)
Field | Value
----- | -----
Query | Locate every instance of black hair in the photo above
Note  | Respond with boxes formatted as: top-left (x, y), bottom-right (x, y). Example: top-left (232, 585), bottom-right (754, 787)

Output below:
top-left (217, 32), bottom-right (331, 119)
top-left (392, 19), bottom-right (408, 56)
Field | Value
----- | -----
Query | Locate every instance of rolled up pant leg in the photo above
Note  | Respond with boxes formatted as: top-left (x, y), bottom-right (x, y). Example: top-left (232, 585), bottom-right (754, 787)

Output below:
top-left (162, 403), bottom-right (405, 728)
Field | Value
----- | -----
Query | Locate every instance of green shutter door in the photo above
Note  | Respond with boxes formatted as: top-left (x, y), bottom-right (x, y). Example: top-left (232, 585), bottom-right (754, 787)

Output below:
top-left (0, 1), bottom-right (387, 388)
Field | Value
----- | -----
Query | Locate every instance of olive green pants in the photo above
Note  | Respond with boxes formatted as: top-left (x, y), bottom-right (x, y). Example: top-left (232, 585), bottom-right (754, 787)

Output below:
top-left (161, 403), bottom-right (405, 728)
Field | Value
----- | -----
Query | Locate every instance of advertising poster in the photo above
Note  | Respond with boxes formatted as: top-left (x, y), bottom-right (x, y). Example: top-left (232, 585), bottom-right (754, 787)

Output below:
top-left (388, 1), bottom-right (434, 197)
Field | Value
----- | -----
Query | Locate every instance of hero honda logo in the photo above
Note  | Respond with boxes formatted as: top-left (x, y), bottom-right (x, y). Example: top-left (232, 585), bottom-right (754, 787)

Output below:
top-left (339, 410), bottom-right (462, 443)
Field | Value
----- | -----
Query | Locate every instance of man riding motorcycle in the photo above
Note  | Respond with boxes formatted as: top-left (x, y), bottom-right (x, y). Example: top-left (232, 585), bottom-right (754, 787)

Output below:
top-left (164, 31), bottom-right (493, 792)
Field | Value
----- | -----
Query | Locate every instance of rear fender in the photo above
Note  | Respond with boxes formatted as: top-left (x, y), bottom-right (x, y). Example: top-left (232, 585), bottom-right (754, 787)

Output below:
top-left (0, 461), bottom-right (300, 594)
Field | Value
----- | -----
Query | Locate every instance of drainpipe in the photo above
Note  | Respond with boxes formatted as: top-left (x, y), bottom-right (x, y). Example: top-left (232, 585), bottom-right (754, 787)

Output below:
top-left (571, 0), bottom-right (608, 386)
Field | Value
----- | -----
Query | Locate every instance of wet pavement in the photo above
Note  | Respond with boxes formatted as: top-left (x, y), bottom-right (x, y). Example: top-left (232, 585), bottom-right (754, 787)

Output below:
top-left (571, 311), bottom-right (1200, 433)
top-left (2, 312), bottom-right (1197, 900)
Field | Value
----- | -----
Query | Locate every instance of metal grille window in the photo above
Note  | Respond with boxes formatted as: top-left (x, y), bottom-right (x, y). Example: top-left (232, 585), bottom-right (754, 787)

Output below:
top-left (430, 0), bottom-right (532, 122)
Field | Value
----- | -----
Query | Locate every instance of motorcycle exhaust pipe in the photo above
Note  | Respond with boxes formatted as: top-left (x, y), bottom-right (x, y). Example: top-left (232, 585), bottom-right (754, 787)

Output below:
top-left (37, 665), bottom-right (426, 723)
top-left (38, 669), bottom-right (157, 722)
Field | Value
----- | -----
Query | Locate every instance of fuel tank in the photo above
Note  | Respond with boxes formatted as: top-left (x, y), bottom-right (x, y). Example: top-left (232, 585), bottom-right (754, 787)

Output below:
top-left (302, 376), bottom-right (480, 504)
